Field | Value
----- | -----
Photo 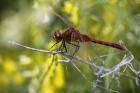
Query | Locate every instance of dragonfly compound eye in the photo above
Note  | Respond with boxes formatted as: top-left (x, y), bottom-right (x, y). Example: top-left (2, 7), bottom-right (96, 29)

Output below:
top-left (53, 31), bottom-right (62, 42)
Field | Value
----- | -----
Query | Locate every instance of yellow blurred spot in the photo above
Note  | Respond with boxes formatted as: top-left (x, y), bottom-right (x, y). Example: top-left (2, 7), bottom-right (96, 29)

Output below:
top-left (13, 73), bottom-right (24, 85)
top-left (70, 6), bottom-right (79, 25)
top-left (42, 83), bottom-right (55, 93)
top-left (3, 60), bottom-right (16, 74)
top-left (102, 25), bottom-right (112, 36)
top-left (42, 63), bottom-right (64, 93)
top-left (41, 55), bottom-right (64, 93)
top-left (64, 1), bottom-right (73, 14)
top-left (109, 0), bottom-right (118, 5)
top-left (103, 9), bottom-right (116, 23)
top-left (54, 64), bottom-right (64, 88)
top-left (63, 1), bottom-right (79, 25)
top-left (90, 25), bottom-right (100, 33)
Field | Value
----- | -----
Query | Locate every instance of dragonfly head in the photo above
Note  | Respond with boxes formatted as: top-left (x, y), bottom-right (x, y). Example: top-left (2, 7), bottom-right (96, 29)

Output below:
top-left (53, 31), bottom-right (62, 42)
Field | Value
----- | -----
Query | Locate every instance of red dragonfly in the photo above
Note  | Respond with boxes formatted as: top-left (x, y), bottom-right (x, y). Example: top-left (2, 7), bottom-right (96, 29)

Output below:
top-left (52, 27), bottom-right (125, 55)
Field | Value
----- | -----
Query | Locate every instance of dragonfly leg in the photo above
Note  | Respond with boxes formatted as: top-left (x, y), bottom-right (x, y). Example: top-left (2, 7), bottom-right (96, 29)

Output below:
top-left (58, 41), bottom-right (67, 52)
top-left (68, 42), bottom-right (80, 55)
top-left (58, 41), bottom-right (64, 51)
top-left (73, 41), bottom-right (80, 55)
top-left (49, 42), bottom-right (58, 50)
top-left (63, 41), bottom-right (67, 52)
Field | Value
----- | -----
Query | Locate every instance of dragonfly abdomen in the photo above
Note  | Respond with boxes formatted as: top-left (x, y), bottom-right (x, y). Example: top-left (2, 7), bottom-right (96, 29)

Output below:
top-left (92, 39), bottom-right (125, 50)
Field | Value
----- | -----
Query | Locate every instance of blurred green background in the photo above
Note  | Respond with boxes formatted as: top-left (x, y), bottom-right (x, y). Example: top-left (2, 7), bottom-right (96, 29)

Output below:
top-left (0, 0), bottom-right (140, 93)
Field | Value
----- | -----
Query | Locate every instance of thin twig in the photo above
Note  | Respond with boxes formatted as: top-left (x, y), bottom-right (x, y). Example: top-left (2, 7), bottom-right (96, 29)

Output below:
top-left (9, 40), bottom-right (139, 92)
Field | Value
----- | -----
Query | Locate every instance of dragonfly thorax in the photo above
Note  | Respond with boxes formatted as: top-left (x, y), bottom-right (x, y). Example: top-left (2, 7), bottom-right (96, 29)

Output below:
top-left (53, 31), bottom-right (63, 42)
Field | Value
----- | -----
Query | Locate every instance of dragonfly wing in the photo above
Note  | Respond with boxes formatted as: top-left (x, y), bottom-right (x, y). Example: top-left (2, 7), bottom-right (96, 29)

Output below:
top-left (62, 28), bottom-right (73, 42)
top-left (71, 30), bottom-right (82, 42)
top-left (62, 27), bottom-right (83, 42)
top-left (70, 29), bottom-right (91, 42)
top-left (71, 30), bottom-right (76, 42)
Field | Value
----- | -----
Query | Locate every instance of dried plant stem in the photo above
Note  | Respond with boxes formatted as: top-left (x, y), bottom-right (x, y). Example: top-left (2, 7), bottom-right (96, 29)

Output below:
top-left (9, 41), bottom-right (140, 92)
